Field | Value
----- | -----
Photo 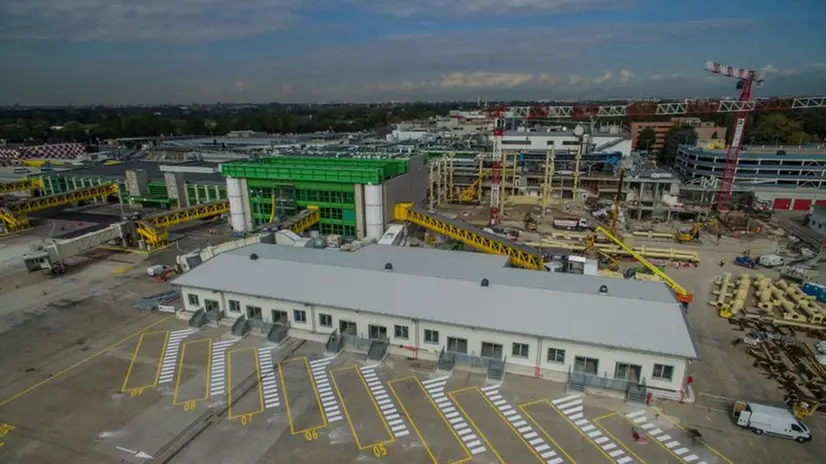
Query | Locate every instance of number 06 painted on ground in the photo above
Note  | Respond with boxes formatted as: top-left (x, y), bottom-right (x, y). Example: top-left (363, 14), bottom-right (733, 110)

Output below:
top-left (304, 430), bottom-right (318, 441)
top-left (372, 444), bottom-right (387, 457)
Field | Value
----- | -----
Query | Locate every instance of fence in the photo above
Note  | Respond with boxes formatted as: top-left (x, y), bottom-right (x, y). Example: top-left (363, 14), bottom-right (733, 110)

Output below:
top-left (448, 350), bottom-right (504, 370)
top-left (568, 367), bottom-right (647, 402)
top-left (341, 332), bottom-right (387, 351)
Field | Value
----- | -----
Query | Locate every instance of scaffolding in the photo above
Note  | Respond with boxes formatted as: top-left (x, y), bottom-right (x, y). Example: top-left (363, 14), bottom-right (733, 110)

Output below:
top-left (1, 183), bottom-right (119, 234)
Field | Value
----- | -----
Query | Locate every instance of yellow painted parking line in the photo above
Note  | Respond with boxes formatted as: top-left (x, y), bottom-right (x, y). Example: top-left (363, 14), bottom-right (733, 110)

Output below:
top-left (593, 416), bottom-right (648, 464)
top-left (523, 399), bottom-right (612, 463)
top-left (661, 413), bottom-right (734, 464)
top-left (227, 348), bottom-right (265, 420)
top-left (331, 365), bottom-right (394, 451)
top-left (388, 376), bottom-right (472, 464)
top-left (120, 330), bottom-right (169, 393)
top-left (172, 339), bottom-right (212, 407)
top-left (277, 356), bottom-right (327, 436)
top-left (449, 389), bottom-right (505, 464)
top-left (111, 263), bottom-right (134, 275)
top-left (0, 315), bottom-right (172, 409)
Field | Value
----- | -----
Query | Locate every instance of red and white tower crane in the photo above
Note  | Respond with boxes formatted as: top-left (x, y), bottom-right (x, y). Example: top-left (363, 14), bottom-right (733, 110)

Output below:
top-left (489, 116), bottom-right (505, 225)
top-left (702, 59), bottom-right (764, 207)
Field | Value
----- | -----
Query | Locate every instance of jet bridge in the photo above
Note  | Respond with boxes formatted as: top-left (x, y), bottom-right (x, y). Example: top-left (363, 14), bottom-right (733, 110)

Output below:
top-left (0, 178), bottom-right (43, 195)
top-left (393, 202), bottom-right (557, 270)
top-left (1, 183), bottom-right (119, 234)
top-left (134, 200), bottom-right (230, 249)
top-left (23, 222), bottom-right (129, 273)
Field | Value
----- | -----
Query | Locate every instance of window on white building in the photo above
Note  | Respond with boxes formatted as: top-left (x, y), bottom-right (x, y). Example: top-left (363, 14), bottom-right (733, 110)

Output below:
top-left (512, 343), bottom-right (529, 358)
top-left (615, 362), bottom-right (643, 381)
top-left (481, 342), bottom-right (503, 359)
top-left (547, 348), bottom-right (565, 364)
top-left (652, 364), bottom-right (674, 381)
top-left (394, 325), bottom-right (409, 340)
top-left (293, 310), bottom-right (307, 323)
top-left (228, 300), bottom-right (241, 313)
top-left (187, 294), bottom-right (199, 306)
top-left (424, 329), bottom-right (439, 344)
top-left (447, 337), bottom-right (468, 353)
top-left (319, 313), bottom-right (332, 328)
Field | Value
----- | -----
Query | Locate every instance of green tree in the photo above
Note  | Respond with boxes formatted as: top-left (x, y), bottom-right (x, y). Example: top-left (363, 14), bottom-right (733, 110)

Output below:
top-left (751, 113), bottom-right (814, 145)
top-left (659, 127), bottom-right (697, 166)
top-left (636, 127), bottom-right (657, 150)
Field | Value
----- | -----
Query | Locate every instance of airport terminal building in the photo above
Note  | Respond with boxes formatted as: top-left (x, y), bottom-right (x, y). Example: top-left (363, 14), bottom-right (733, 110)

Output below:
top-left (172, 244), bottom-right (698, 398)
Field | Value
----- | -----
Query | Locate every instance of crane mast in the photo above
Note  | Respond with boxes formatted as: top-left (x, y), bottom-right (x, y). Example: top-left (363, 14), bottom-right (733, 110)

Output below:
top-left (703, 60), bottom-right (763, 206)
top-left (489, 117), bottom-right (504, 225)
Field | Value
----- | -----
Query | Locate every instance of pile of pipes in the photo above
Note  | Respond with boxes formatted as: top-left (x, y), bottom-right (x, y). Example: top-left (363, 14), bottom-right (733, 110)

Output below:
top-left (712, 273), bottom-right (751, 318)
top-left (751, 276), bottom-right (826, 326)
top-left (134, 290), bottom-right (180, 311)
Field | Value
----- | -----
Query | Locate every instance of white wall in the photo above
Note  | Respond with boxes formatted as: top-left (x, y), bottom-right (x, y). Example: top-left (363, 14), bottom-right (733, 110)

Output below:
top-left (179, 285), bottom-right (689, 392)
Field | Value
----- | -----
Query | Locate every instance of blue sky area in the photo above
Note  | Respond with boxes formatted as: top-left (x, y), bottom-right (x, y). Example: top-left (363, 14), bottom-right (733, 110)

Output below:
top-left (1, 0), bottom-right (825, 104)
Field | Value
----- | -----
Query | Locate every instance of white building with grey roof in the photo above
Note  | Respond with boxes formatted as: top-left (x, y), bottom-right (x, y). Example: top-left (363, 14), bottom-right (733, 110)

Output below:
top-left (172, 244), bottom-right (699, 398)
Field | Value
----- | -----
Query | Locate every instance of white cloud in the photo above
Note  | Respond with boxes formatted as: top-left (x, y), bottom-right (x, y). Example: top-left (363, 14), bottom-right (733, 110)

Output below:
top-left (349, 0), bottom-right (632, 17)
top-left (440, 72), bottom-right (536, 88)
top-left (619, 69), bottom-right (633, 84)
top-left (650, 73), bottom-right (685, 80)
top-left (761, 64), bottom-right (779, 75)
top-left (592, 71), bottom-right (613, 84)
top-left (0, 0), bottom-right (304, 42)
top-left (568, 74), bottom-right (583, 85)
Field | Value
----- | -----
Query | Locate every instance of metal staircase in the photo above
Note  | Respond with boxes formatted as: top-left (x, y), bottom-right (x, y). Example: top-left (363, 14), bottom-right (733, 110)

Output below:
top-left (188, 308), bottom-right (207, 329)
top-left (367, 338), bottom-right (388, 362)
top-left (485, 358), bottom-right (506, 383)
top-left (231, 315), bottom-right (251, 337)
top-left (567, 367), bottom-right (587, 392)
top-left (325, 330), bottom-right (344, 355)
top-left (205, 308), bottom-right (222, 326)
top-left (626, 381), bottom-right (648, 403)
top-left (267, 322), bottom-right (291, 344)
top-left (436, 347), bottom-right (455, 372)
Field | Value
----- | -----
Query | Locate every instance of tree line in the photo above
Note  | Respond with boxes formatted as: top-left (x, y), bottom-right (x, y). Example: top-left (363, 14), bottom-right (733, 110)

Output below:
top-left (0, 103), bottom-right (457, 145)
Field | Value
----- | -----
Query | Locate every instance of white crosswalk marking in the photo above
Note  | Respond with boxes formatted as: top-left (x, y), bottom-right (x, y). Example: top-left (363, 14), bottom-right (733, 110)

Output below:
top-left (309, 356), bottom-right (341, 423)
top-left (482, 388), bottom-right (565, 463)
top-left (257, 347), bottom-right (280, 409)
top-left (208, 339), bottom-right (238, 396)
top-left (625, 409), bottom-right (709, 464)
top-left (158, 329), bottom-right (194, 384)
top-left (359, 365), bottom-right (409, 438)
top-left (548, 394), bottom-right (629, 464)
top-left (422, 376), bottom-right (485, 455)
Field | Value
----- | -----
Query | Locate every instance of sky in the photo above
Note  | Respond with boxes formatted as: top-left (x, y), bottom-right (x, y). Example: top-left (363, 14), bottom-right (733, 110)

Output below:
top-left (1, 0), bottom-right (825, 105)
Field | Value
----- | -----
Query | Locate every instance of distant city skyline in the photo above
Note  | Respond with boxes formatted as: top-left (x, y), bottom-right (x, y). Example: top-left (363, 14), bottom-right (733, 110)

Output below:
top-left (1, 0), bottom-right (825, 105)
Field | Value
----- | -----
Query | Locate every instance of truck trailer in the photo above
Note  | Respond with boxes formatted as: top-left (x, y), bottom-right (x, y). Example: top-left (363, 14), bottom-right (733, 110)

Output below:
top-left (551, 216), bottom-right (589, 231)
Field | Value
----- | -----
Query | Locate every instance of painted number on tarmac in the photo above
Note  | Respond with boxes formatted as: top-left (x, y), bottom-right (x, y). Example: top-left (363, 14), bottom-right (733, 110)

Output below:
top-left (372, 444), bottom-right (387, 457)
top-left (304, 430), bottom-right (318, 441)
top-left (0, 423), bottom-right (15, 448)
top-left (183, 401), bottom-right (197, 411)
top-left (240, 414), bottom-right (254, 426)
top-left (129, 388), bottom-right (144, 398)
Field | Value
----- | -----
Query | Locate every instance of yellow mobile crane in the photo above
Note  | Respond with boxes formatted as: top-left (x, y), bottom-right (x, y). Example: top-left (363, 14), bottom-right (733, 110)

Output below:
top-left (595, 225), bottom-right (694, 304)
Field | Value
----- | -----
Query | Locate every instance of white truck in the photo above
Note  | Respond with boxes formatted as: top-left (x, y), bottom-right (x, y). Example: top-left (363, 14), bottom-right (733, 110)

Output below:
top-left (552, 216), bottom-right (589, 231)
top-left (733, 401), bottom-right (812, 443)
top-left (758, 254), bottom-right (785, 268)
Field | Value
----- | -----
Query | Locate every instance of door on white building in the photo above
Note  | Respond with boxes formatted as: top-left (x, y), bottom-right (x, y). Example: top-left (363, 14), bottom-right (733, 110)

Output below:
top-left (339, 320), bottom-right (357, 336)
top-left (574, 356), bottom-right (599, 375)
top-left (246, 305), bottom-right (263, 320)
top-left (368, 324), bottom-right (387, 340)
top-left (271, 310), bottom-right (288, 325)
top-left (447, 337), bottom-right (468, 354)
top-left (481, 342), bottom-right (503, 359)
top-left (614, 362), bottom-right (643, 382)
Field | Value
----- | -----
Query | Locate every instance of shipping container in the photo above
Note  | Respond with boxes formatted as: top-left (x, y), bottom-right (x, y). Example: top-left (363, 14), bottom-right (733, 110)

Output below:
top-left (815, 200), bottom-right (826, 207)
top-left (773, 198), bottom-right (792, 210)
top-left (793, 199), bottom-right (812, 211)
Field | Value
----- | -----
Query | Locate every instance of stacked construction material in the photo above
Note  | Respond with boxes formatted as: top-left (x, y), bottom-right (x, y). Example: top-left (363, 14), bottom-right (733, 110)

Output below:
top-left (0, 143), bottom-right (86, 164)
top-left (711, 273), bottom-right (734, 317)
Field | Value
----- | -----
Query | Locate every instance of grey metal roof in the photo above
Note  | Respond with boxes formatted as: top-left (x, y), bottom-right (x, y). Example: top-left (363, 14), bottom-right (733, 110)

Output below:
top-left (175, 245), bottom-right (698, 358)
top-left (53, 161), bottom-right (224, 184)
top-left (228, 244), bottom-right (677, 303)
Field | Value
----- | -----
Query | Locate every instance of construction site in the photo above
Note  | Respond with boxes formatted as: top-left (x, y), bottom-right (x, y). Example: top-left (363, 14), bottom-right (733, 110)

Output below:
top-left (0, 59), bottom-right (826, 464)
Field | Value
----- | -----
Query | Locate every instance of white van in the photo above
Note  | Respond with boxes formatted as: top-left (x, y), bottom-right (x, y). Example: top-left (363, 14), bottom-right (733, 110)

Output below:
top-left (12, 166), bottom-right (29, 174)
top-left (733, 401), bottom-right (812, 443)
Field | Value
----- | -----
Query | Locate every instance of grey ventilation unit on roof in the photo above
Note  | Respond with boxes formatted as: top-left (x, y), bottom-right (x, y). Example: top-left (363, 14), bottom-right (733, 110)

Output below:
top-left (599, 284), bottom-right (608, 294)
top-left (481, 278), bottom-right (489, 287)
top-left (385, 262), bottom-right (393, 270)
top-left (250, 253), bottom-right (259, 260)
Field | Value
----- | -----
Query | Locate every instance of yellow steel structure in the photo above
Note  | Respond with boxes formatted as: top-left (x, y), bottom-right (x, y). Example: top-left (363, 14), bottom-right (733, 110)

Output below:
top-left (1, 183), bottom-right (119, 234)
top-left (458, 171), bottom-right (488, 203)
top-left (393, 202), bottom-right (544, 270)
top-left (0, 178), bottom-right (43, 194)
top-left (280, 206), bottom-right (320, 234)
top-left (136, 200), bottom-right (230, 248)
top-left (594, 225), bottom-right (693, 304)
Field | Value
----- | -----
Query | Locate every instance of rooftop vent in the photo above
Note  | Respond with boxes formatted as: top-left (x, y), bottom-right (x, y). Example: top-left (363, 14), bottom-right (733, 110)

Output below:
top-left (250, 253), bottom-right (259, 261)
top-left (481, 278), bottom-right (489, 287)
top-left (599, 284), bottom-right (608, 295)
top-left (385, 262), bottom-right (393, 271)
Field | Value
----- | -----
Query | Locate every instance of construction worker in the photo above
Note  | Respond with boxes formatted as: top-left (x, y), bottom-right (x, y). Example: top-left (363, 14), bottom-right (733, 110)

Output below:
top-left (719, 258), bottom-right (725, 267)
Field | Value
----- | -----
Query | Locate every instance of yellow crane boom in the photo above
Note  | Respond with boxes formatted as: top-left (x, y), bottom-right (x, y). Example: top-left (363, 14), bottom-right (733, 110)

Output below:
top-left (595, 225), bottom-right (693, 304)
